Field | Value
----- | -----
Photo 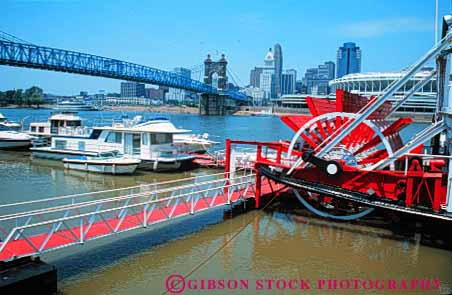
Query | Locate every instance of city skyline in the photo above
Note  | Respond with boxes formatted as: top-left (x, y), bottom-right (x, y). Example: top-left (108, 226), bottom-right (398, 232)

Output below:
top-left (0, 0), bottom-right (448, 94)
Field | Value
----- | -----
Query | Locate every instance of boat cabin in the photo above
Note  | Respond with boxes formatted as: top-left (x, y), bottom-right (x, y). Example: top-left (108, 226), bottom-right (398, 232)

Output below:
top-left (32, 117), bottom-right (195, 170)
top-left (29, 112), bottom-right (83, 137)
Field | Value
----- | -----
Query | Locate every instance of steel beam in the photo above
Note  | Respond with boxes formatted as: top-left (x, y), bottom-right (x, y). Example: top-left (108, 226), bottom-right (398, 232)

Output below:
top-left (0, 40), bottom-right (249, 102)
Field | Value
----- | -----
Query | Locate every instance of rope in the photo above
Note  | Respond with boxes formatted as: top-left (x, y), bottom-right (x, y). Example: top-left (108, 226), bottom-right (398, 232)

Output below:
top-left (160, 181), bottom-right (283, 295)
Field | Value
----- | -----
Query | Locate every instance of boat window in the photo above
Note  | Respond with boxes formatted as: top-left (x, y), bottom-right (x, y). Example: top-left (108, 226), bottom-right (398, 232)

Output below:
top-left (142, 133), bottom-right (149, 145)
top-left (89, 129), bottom-right (102, 139)
top-left (38, 126), bottom-right (45, 133)
top-left (66, 121), bottom-right (81, 127)
top-left (55, 140), bottom-right (67, 150)
top-left (78, 141), bottom-right (85, 151)
top-left (150, 133), bottom-right (173, 145)
top-left (0, 125), bottom-right (12, 131)
top-left (50, 120), bottom-right (58, 134)
top-left (31, 126), bottom-right (36, 132)
top-left (105, 132), bottom-right (122, 144)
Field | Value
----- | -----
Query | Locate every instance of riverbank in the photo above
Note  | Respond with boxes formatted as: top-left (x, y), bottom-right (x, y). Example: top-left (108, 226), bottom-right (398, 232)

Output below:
top-left (102, 105), bottom-right (199, 114)
top-left (0, 104), bottom-right (434, 122)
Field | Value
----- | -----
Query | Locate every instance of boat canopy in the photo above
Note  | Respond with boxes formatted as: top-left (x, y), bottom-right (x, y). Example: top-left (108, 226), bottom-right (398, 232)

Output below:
top-left (95, 120), bottom-right (191, 134)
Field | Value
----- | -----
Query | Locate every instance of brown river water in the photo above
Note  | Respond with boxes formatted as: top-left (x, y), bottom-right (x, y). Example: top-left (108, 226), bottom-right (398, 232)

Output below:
top-left (0, 110), bottom-right (450, 295)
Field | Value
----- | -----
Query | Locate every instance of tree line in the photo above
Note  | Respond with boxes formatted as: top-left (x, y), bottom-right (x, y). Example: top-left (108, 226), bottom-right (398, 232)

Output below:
top-left (0, 86), bottom-right (44, 107)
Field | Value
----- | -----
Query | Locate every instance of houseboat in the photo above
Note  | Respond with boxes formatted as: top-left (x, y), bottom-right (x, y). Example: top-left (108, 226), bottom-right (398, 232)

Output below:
top-left (28, 112), bottom-right (84, 146)
top-left (31, 117), bottom-right (196, 171)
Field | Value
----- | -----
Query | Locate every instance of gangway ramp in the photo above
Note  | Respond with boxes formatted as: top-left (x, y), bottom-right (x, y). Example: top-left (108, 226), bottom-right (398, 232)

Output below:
top-left (0, 170), bottom-right (259, 261)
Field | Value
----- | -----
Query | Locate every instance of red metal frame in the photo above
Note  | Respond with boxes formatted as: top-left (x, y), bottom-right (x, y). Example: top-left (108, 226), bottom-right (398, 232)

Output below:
top-left (223, 90), bottom-right (448, 214)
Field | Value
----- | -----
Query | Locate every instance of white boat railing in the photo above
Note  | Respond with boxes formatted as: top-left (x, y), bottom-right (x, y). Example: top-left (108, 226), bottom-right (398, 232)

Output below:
top-left (0, 169), bottom-right (256, 260)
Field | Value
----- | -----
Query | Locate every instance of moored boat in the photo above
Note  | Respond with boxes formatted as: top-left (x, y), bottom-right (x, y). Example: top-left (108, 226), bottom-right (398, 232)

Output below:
top-left (0, 125), bottom-right (33, 150)
top-left (63, 151), bottom-right (141, 175)
top-left (53, 99), bottom-right (99, 111)
top-left (31, 116), bottom-right (196, 171)
top-left (173, 133), bottom-right (219, 154)
top-left (28, 112), bottom-right (84, 146)
top-left (0, 113), bottom-right (21, 131)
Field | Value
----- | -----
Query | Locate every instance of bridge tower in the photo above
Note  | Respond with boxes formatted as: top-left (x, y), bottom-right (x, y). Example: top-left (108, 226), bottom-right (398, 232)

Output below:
top-left (199, 54), bottom-right (228, 115)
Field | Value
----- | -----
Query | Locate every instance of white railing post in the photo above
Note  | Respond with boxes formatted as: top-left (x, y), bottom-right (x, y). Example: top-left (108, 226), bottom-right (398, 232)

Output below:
top-left (80, 218), bottom-right (84, 244)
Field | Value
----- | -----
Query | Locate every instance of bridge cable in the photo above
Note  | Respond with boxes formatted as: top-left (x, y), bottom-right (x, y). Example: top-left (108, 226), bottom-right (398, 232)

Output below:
top-left (0, 30), bottom-right (35, 45)
top-left (227, 67), bottom-right (244, 87)
top-left (189, 64), bottom-right (204, 82)
top-left (160, 181), bottom-right (284, 295)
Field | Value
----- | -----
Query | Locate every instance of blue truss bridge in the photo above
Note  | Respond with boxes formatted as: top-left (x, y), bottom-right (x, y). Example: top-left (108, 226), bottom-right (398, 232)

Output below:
top-left (0, 39), bottom-right (249, 102)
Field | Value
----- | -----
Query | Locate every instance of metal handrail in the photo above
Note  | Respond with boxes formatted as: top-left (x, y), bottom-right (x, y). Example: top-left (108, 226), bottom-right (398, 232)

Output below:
top-left (0, 173), bottom-right (255, 222)
top-left (3, 179), bottom-right (253, 231)
top-left (0, 170), bottom-right (247, 209)
top-left (0, 174), bottom-right (256, 258)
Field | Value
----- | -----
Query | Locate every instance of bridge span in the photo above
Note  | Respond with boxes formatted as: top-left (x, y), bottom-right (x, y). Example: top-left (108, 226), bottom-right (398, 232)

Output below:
top-left (0, 40), bottom-right (249, 111)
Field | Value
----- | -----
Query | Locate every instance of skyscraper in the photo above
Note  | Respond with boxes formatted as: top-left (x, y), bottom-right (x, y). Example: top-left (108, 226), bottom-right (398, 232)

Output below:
top-left (166, 67), bottom-right (192, 103)
top-left (336, 42), bottom-right (361, 78)
top-left (249, 67), bottom-right (263, 87)
top-left (281, 69), bottom-right (297, 95)
top-left (120, 82), bottom-right (145, 98)
top-left (303, 61), bottom-right (336, 95)
top-left (258, 48), bottom-right (275, 100)
top-left (273, 43), bottom-right (283, 98)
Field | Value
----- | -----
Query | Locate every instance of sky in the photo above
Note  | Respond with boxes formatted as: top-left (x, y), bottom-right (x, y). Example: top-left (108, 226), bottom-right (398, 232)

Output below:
top-left (0, 0), bottom-right (450, 95)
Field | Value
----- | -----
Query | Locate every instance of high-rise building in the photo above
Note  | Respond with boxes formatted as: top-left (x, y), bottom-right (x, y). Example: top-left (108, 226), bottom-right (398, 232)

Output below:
top-left (260, 69), bottom-right (274, 100)
top-left (250, 67), bottom-right (264, 87)
top-left (145, 87), bottom-right (165, 100)
top-left (336, 42), bottom-right (361, 78)
top-left (264, 48), bottom-right (275, 67)
top-left (318, 61), bottom-right (335, 80)
top-left (120, 82), bottom-right (145, 98)
top-left (303, 61), bottom-right (336, 95)
top-left (256, 48), bottom-right (276, 101)
top-left (248, 47), bottom-right (279, 104)
top-left (242, 86), bottom-right (266, 106)
top-left (281, 69), bottom-right (297, 95)
top-left (295, 80), bottom-right (305, 94)
top-left (166, 67), bottom-right (192, 103)
top-left (274, 43), bottom-right (283, 98)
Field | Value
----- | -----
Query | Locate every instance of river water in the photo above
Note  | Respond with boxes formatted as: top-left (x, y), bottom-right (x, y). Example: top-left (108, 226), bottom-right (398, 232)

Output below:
top-left (0, 108), bottom-right (451, 295)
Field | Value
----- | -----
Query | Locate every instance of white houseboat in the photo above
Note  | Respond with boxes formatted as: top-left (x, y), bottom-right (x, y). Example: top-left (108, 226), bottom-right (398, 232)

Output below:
top-left (28, 112), bottom-right (84, 146)
top-left (31, 117), bottom-right (196, 171)
top-left (29, 113), bottom-right (217, 153)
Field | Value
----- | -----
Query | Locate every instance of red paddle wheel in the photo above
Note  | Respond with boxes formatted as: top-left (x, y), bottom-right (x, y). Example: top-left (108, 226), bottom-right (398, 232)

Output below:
top-left (226, 89), bottom-right (449, 221)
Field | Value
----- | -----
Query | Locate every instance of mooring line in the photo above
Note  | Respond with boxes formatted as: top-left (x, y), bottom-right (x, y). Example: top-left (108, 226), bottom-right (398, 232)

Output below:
top-left (160, 187), bottom-right (282, 295)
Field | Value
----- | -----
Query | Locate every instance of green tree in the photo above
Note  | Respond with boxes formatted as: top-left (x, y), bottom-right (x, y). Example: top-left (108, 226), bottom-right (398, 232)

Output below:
top-left (5, 90), bottom-right (16, 105)
top-left (13, 89), bottom-right (24, 106)
top-left (24, 86), bottom-right (44, 107)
